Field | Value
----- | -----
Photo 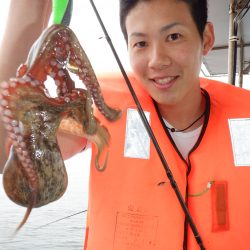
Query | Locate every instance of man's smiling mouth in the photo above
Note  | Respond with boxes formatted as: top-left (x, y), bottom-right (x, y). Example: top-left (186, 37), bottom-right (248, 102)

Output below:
top-left (151, 76), bottom-right (179, 89)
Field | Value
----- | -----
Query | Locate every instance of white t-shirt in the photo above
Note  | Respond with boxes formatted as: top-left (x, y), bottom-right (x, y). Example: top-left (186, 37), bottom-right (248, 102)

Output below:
top-left (163, 119), bottom-right (202, 160)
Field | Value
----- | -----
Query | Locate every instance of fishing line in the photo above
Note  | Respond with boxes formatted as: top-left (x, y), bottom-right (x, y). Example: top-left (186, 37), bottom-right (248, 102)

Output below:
top-left (35, 209), bottom-right (87, 229)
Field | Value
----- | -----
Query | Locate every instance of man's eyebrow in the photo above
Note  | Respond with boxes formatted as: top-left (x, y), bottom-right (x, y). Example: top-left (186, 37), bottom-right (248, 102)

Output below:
top-left (129, 32), bottom-right (146, 39)
top-left (159, 22), bottom-right (182, 33)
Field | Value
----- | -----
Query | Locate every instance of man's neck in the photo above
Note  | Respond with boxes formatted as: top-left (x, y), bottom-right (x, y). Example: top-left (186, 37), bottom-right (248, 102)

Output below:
top-left (156, 88), bottom-right (205, 132)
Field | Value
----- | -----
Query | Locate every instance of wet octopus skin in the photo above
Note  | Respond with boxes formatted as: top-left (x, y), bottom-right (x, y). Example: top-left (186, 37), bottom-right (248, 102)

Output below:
top-left (18, 24), bottom-right (121, 123)
top-left (0, 24), bottom-right (121, 232)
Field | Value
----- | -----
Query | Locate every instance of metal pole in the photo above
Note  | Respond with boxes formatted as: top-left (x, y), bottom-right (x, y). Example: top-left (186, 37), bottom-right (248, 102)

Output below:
top-left (228, 0), bottom-right (237, 85)
top-left (238, 23), bottom-right (244, 88)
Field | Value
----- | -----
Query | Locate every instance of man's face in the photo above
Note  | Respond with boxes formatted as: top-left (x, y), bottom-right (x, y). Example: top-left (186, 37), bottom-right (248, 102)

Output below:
top-left (125, 0), bottom-right (214, 107)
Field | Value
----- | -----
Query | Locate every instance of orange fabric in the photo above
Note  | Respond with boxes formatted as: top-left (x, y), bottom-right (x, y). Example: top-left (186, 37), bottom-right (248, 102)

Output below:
top-left (211, 181), bottom-right (229, 232)
top-left (186, 80), bottom-right (250, 249)
top-left (83, 75), bottom-right (250, 250)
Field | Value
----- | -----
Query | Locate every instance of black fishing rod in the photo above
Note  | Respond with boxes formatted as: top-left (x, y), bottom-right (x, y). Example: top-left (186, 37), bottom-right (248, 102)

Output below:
top-left (88, 1), bottom-right (205, 249)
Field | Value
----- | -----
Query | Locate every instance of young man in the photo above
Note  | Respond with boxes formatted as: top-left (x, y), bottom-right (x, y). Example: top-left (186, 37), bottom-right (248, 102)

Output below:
top-left (1, 0), bottom-right (250, 249)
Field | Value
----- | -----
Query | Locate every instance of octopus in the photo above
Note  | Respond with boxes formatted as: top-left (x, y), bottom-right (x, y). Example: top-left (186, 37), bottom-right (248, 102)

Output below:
top-left (0, 24), bottom-right (121, 232)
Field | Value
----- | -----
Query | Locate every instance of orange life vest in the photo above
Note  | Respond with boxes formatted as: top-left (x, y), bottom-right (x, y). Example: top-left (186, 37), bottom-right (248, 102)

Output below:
top-left (84, 75), bottom-right (250, 250)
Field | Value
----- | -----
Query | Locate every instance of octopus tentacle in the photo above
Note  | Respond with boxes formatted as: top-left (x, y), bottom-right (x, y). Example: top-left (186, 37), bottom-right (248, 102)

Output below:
top-left (67, 46), bottom-right (121, 121)
top-left (24, 24), bottom-right (121, 121)
top-left (64, 33), bottom-right (119, 121)
top-left (0, 80), bottom-right (39, 194)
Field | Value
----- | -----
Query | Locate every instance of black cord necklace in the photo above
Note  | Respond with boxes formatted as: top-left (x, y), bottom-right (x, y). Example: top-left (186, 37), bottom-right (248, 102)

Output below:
top-left (165, 110), bottom-right (206, 133)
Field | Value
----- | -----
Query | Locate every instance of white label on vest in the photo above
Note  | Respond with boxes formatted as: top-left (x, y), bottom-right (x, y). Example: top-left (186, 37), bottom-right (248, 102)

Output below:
top-left (228, 118), bottom-right (250, 166)
top-left (124, 108), bottom-right (150, 159)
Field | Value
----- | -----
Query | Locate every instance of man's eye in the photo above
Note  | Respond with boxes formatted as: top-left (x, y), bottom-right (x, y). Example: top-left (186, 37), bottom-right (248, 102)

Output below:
top-left (167, 33), bottom-right (181, 41)
top-left (134, 41), bottom-right (147, 48)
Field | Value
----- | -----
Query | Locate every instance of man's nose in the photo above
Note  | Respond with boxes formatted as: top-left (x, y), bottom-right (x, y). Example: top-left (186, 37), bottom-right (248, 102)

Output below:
top-left (148, 43), bottom-right (172, 70)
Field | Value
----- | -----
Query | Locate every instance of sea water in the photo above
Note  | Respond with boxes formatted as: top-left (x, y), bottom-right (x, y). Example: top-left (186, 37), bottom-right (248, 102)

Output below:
top-left (0, 149), bottom-right (91, 250)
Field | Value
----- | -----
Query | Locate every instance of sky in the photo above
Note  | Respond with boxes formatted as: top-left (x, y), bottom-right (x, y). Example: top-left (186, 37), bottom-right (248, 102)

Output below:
top-left (0, 0), bottom-right (131, 73)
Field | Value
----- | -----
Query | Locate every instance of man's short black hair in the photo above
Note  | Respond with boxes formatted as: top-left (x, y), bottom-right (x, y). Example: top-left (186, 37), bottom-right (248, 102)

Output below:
top-left (119, 0), bottom-right (208, 42)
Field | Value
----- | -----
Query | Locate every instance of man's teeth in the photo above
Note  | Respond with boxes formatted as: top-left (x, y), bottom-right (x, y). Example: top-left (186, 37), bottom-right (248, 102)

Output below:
top-left (155, 76), bottom-right (176, 84)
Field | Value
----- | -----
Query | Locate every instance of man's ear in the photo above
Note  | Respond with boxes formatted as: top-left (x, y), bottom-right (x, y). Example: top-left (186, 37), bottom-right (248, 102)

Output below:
top-left (202, 22), bottom-right (215, 56)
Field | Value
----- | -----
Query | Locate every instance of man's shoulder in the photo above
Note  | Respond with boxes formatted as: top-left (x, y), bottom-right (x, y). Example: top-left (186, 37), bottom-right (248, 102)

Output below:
top-left (200, 78), bottom-right (250, 113)
top-left (200, 77), bottom-right (250, 99)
